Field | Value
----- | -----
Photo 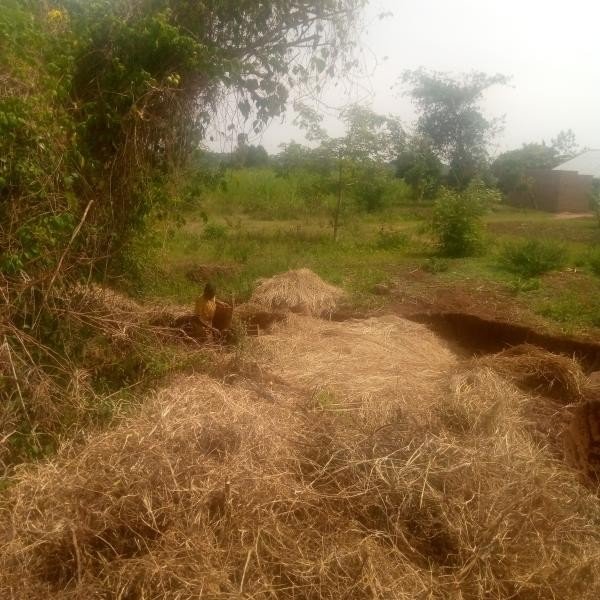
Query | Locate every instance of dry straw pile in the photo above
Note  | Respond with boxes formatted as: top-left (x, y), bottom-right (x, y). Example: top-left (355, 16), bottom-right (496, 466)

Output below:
top-left (1, 313), bottom-right (600, 598)
top-left (250, 268), bottom-right (344, 317)
top-left (475, 343), bottom-right (586, 402)
top-left (259, 314), bottom-right (457, 405)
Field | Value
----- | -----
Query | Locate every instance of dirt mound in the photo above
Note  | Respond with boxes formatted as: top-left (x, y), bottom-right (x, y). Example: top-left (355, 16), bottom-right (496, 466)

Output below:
top-left (250, 268), bottom-right (344, 317)
top-left (2, 318), bottom-right (600, 598)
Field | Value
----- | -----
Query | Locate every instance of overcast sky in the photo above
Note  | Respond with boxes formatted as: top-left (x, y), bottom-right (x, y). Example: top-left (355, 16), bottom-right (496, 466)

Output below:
top-left (212, 0), bottom-right (600, 155)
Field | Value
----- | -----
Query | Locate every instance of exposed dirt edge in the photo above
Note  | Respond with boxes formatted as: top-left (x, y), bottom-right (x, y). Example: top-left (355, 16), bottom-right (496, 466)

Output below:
top-left (409, 311), bottom-right (600, 372)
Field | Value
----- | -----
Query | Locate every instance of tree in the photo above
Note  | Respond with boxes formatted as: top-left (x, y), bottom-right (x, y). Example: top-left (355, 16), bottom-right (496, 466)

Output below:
top-left (1, 0), bottom-right (368, 279)
top-left (295, 104), bottom-right (404, 236)
top-left (51, 0), bottom-right (368, 259)
top-left (402, 70), bottom-right (508, 188)
top-left (274, 141), bottom-right (334, 176)
top-left (395, 136), bottom-right (444, 201)
top-left (231, 135), bottom-right (270, 168)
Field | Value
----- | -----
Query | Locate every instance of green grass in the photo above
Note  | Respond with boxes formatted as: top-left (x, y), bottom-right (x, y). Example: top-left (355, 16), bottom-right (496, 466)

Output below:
top-left (588, 247), bottom-right (600, 277)
top-left (132, 168), bottom-right (600, 335)
top-left (137, 215), bottom-right (422, 311)
top-left (497, 239), bottom-right (567, 278)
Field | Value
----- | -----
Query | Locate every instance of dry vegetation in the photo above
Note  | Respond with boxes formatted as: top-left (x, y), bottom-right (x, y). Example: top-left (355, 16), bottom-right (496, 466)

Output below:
top-left (475, 343), bottom-right (586, 402)
top-left (0, 284), bottom-right (209, 470)
top-left (250, 268), bottom-right (345, 317)
top-left (2, 282), bottom-right (600, 598)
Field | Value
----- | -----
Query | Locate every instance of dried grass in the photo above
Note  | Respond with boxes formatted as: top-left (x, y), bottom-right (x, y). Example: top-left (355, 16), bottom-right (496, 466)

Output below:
top-left (0, 283), bottom-right (213, 472)
top-left (475, 343), bottom-right (586, 402)
top-left (2, 317), bottom-right (600, 599)
top-left (259, 314), bottom-right (457, 407)
top-left (250, 268), bottom-right (344, 317)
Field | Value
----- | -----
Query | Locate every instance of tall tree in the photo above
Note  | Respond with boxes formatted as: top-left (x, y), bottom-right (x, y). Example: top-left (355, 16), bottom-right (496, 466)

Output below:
top-left (402, 70), bottom-right (508, 188)
top-left (294, 103), bottom-right (404, 235)
top-left (64, 0), bottom-right (368, 251)
top-left (1, 0), bottom-right (368, 278)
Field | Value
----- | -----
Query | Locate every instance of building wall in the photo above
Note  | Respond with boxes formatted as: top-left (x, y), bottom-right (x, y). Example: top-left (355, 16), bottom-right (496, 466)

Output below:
top-left (556, 171), bottom-right (593, 212)
top-left (508, 169), bottom-right (593, 212)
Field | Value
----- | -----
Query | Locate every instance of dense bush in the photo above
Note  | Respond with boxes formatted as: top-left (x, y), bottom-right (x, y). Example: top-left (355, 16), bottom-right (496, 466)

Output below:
top-left (432, 180), bottom-right (499, 257)
top-left (0, 0), bottom-right (367, 467)
top-left (498, 239), bottom-right (567, 278)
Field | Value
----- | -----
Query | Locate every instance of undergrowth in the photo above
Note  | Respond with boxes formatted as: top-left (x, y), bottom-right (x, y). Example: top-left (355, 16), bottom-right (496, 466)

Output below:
top-left (498, 238), bottom-right (567, 278)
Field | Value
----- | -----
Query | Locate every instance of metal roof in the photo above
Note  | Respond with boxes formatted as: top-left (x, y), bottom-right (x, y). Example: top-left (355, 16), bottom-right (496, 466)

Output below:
top-left (553, 149), bottom-right (600, 178)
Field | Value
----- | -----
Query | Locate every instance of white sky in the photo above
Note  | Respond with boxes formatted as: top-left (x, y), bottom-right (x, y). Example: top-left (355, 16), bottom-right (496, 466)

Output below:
top-left (212, 0), bottom-right (600, 156)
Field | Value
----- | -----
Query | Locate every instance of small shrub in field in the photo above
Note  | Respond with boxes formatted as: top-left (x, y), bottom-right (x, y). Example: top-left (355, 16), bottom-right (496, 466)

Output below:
top-left (588, 248), bottom-right (600, 277)
top-left (432, 180), bottom-right (497, 257)
top-left (375, 230), bottom-right (409, 250)
top-left (203, 223), bottom-right (228, 240)
top-left (509, 276), bottom-right (541, 294)
top-left (422, 257), bottom-right (450, 273)
top-left (498, 239), bottom-right (566, 278)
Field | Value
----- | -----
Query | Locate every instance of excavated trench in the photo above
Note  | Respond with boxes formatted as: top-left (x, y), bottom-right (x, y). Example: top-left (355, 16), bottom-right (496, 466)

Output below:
top-left (406, 311), bottom-right (600, 373)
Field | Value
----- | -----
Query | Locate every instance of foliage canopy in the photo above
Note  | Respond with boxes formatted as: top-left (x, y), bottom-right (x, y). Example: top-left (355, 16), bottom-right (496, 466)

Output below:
top-left (402, 70), bottom-right (508, 188)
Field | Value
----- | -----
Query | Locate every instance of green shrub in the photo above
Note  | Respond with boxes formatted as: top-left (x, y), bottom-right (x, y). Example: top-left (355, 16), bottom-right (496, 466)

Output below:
top-left (202, 223), bottom-right (228, 240)
top-left (509, 276), bottom-right (541, 294)
top-left (422, 257), bottom-right (450, 273)
top-left (498, 239), bottom-right (566, 278)
top-left (432, 180), bottom-right (497, 257)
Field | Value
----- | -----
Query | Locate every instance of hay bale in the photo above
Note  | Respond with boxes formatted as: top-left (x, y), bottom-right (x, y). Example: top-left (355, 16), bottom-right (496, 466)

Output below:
top-left (250, 268), bottom-right (344, 317)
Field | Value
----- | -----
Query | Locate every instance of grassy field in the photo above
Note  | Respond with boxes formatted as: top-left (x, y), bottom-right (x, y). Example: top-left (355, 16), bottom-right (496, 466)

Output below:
top-left (133, 168), bottom-right (600, 337)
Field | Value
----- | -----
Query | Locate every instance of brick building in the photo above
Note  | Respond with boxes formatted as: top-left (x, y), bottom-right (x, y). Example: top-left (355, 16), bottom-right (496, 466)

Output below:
top-left (508, 149), bottom-right (600, 212)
